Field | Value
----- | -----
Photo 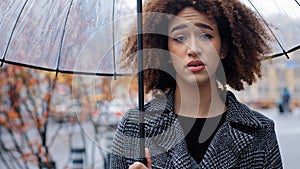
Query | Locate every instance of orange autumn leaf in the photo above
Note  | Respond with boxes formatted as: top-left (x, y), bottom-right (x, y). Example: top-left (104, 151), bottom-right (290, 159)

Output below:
top-left (45, 93), bottom-right (51, 102)
top-left (36, 119), bottom-right (43, 128)
top-left (42, 111), bottom-right (49, 119)
top-left (28, 77), bottom-right (37, 87)
top-left (8, 110), bottom-right (20, 120)
top-left (0, 115), bottom-right (5, 124)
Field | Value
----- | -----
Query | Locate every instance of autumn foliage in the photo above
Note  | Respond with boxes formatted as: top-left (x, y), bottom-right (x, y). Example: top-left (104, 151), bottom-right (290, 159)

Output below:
top-left (0, 65), bottom-right (139, 168)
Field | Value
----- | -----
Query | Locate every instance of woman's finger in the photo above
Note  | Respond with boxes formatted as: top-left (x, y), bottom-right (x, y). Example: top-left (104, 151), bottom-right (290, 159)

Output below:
top-left (128, 162), bottom-right (148, 169)
top-left (128, 148), bottom-right (152, 169)
top-left (145, 148), bottom-right (152, 168)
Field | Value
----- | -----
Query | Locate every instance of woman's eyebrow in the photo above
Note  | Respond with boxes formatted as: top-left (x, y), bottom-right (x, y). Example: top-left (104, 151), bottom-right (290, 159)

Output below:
top-left (170, 24), bottom-right (188, 33)
top-left (170, 22), bottom-right (214, 33)
top-left (194, 22), bottom-right (214, 31)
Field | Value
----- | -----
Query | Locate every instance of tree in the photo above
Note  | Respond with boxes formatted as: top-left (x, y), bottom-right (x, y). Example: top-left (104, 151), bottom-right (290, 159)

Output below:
top-left (0, 65), bottom-right (58, 168)
top-left (0, 65), bottom-right (138, 168)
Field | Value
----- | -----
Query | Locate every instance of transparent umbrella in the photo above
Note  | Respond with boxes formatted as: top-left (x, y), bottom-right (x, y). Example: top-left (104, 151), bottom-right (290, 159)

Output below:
top-left (0, 0), bottom-right (300, 166)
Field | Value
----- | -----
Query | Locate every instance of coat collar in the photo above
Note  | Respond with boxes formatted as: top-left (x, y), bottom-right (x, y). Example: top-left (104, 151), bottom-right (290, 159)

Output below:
top-left (158, 89), bottom-right (263, 129)
top-left (225, 91), bottom-right (263, 128)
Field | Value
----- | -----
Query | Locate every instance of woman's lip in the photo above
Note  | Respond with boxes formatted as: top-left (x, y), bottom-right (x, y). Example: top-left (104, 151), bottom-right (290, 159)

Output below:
top-left (187, 60), bottom-right (204, 66)
top-left (186, 60), bottom-right (205, 72)
top-left (187, 65), bottom-right (205, 72)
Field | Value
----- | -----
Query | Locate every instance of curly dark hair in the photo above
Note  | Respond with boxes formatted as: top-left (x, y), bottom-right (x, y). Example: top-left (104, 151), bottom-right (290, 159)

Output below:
top-left (119, 0), bottom-right (272, 93)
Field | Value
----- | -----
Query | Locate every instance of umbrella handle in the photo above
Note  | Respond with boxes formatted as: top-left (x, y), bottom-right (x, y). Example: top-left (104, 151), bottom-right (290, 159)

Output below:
top-left (138, 158), bottom-right (148, 166)
top-left (137, 0), bottom-right (146, 165)
top-left (138, 121), bottom-right (147, 165)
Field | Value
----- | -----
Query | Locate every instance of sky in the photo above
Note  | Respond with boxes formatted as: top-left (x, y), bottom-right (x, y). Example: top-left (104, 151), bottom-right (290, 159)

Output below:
top-left (243, 0), bottom-right (300, 18)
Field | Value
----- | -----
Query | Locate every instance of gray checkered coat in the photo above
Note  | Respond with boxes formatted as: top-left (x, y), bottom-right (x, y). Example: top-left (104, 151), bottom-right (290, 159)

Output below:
top-left (110, 91), bottom-right (283, 169)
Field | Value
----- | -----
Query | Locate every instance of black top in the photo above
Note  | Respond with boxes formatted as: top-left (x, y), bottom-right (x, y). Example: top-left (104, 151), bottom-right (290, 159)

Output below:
top-left (176, 112), bottom-right (227, 164)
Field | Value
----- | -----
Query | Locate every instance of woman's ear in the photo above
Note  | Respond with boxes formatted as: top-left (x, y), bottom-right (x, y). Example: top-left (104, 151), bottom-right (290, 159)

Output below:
top-left (220, 51), bottom-right (226, 59)
top-left (220, 45), bottom-right (228, 59)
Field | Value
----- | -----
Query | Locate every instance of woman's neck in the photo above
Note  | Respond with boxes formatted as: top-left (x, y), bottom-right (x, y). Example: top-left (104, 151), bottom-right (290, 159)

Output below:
top-left (174, 81), bottom-right (226, 118)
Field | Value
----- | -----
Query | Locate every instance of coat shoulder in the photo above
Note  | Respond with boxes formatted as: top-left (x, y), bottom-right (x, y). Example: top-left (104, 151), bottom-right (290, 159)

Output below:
top-left (116, 95), bottom-right (174, 135)
top-left (250, 109), bottom-right (275, 128)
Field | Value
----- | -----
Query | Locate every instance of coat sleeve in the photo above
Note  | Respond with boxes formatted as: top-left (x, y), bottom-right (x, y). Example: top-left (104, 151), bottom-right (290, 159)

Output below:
top-left (110, 109), bottom-right (141, 169)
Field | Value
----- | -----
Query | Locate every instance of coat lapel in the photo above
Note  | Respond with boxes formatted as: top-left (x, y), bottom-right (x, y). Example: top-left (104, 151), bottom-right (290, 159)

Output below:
top-left (199, 91), bottom-right (263, 168)
top-left (199, 123), bottom-right (254, 168)
top-left (145, 92), bottom-right (195, 168)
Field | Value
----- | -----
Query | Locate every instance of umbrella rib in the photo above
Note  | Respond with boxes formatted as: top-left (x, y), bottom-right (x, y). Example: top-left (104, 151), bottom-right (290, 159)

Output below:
top-left (247, 0), bottom-right (290, 59)
top-left (0, 59), bottom-right (128, 76)
top-left (295, 0), bottom-right (300, 6)
top-left (56, 0), bottom-right (74, 76)
top-left (1, 0), bottom-right (29, 67)
top-left (287, 44), bottom-right (300, 53)
top-left (271, 44), bottom-right (300, 58)
top-left (112, 0), bottom-right (117, 80)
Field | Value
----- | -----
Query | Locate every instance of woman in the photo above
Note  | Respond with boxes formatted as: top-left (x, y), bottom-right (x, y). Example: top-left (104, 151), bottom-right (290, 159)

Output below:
top-left (111, 0), bottom-right (282, 168)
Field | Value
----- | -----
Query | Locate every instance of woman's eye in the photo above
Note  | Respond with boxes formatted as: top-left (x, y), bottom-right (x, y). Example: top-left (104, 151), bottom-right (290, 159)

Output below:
top-left (174, 35), bottom-right (186, 42)
top-left (199, 33), bottom-right (212, 40)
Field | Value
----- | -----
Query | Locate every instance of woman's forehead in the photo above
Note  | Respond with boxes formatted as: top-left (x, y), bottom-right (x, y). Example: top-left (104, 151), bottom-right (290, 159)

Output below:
top-left (168, 7), bottom-right (218, 33)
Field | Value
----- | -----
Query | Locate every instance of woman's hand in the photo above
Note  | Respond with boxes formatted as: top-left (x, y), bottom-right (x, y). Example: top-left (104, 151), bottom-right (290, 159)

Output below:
top-left (129, 148), bottom-right (152, 169)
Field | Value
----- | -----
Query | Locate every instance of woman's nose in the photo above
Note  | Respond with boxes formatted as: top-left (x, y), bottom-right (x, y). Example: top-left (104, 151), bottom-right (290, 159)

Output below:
top-left (187, 38), bottom-right (201, 57)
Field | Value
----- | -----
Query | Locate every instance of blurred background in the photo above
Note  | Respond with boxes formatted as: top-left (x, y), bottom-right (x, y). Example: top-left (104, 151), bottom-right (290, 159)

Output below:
top-left (0, 66), bottom-right (139, 169)
top-left (234, 50), bottom-right (300, 169)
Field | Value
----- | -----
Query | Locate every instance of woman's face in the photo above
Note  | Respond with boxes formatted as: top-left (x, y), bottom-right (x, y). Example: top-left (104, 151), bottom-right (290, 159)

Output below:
top-left (168, 7), bottom-right (223, 87)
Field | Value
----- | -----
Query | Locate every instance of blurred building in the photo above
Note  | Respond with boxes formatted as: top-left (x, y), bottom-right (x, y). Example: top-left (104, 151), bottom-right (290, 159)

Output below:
top-left (234, 51), bottom-right (300, 109)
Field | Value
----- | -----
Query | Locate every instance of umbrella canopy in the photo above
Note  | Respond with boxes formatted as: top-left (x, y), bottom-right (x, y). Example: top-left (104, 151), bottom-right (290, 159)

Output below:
top-left (0, 0), bottom-right (137, 76)
top-left (1, 0), bottom-right (300, 76)
top-left (242, 0), bottom-right (300, 59)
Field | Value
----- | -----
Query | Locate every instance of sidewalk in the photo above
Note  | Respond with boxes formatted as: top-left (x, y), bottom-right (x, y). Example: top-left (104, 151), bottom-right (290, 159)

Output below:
top-left (46, 120), bottom-right (113, 169)
top-left (258, 107), bottom-right (300, 135)
top-left (257, 108), bottom-right (300, 169)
